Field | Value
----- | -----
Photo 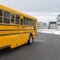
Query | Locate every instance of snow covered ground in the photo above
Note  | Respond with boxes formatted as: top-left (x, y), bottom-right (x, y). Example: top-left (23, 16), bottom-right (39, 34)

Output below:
top-left (38, 29), bottom-right (60, 35)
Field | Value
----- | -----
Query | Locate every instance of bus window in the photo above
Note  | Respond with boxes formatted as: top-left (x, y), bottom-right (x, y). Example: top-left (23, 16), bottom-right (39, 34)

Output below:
top-left (33, 20), bottom-right (36, 26)
top-left (4, 11), bottom-right (10, 23)
top-left (24, 17), bottom-right (26, 25)
top-left (0, 10), bottom-right (2, 23)
top-left (11, 14), bottom-right (15, 24)
top-left (15, 14), bottom-right (20, 24)
top-left (24, 17), bottom-right (28, 25)
top-left (29, 19), bottom-right (33, 26)
top-left (28, 19), bottom-right (35, 26)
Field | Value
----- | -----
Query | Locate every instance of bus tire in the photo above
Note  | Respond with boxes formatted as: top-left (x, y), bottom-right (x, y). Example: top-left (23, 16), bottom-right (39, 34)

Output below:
top-left (27, 34), bottom-right (33, 45)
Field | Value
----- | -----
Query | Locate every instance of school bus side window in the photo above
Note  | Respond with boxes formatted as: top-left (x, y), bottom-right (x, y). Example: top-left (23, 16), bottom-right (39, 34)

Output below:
top-left (15, 14), bottom-right (20, 24)
top-left (4, 11), bottom-right (10, 23)
top-left (24, 17), bottom-right (28, 25)
top-left (29, 19), bottom-right (33, 25)
top-left (0, 10), bottom-right (2, 23)
top-left (11, 14), bottom-right (15, 24)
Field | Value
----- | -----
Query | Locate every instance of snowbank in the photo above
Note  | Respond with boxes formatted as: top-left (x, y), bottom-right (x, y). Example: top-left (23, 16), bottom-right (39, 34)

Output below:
top-left (38, 29), bottom-right (60, 35)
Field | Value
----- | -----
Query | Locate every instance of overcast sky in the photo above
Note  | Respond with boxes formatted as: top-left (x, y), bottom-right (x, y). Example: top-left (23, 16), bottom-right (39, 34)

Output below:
top-left (0, 0), bottom-right (60, 22)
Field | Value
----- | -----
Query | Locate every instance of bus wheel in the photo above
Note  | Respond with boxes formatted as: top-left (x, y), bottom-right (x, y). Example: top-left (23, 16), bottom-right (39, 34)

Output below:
top-left (27, 35), bottom-right (33, 45)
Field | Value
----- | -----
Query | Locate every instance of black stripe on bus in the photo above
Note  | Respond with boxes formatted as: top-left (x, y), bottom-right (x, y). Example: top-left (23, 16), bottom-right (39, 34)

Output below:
top-left (0, 29), bottom-right (35, 31)
top-left (0, 33), bottom-right (19, 36)
top-left (0, 29), bottom-right (19, 31)
top-left (0, 32), bottom-right (30, 36)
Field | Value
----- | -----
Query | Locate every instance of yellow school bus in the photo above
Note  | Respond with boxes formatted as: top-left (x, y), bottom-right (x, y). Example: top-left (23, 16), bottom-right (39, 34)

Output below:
top-left (0, 4), bottom-right (38, 49)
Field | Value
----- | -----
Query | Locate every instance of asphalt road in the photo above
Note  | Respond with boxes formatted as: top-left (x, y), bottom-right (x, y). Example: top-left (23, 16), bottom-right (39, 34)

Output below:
top-left (0, 32), bottom-right (60, 60)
